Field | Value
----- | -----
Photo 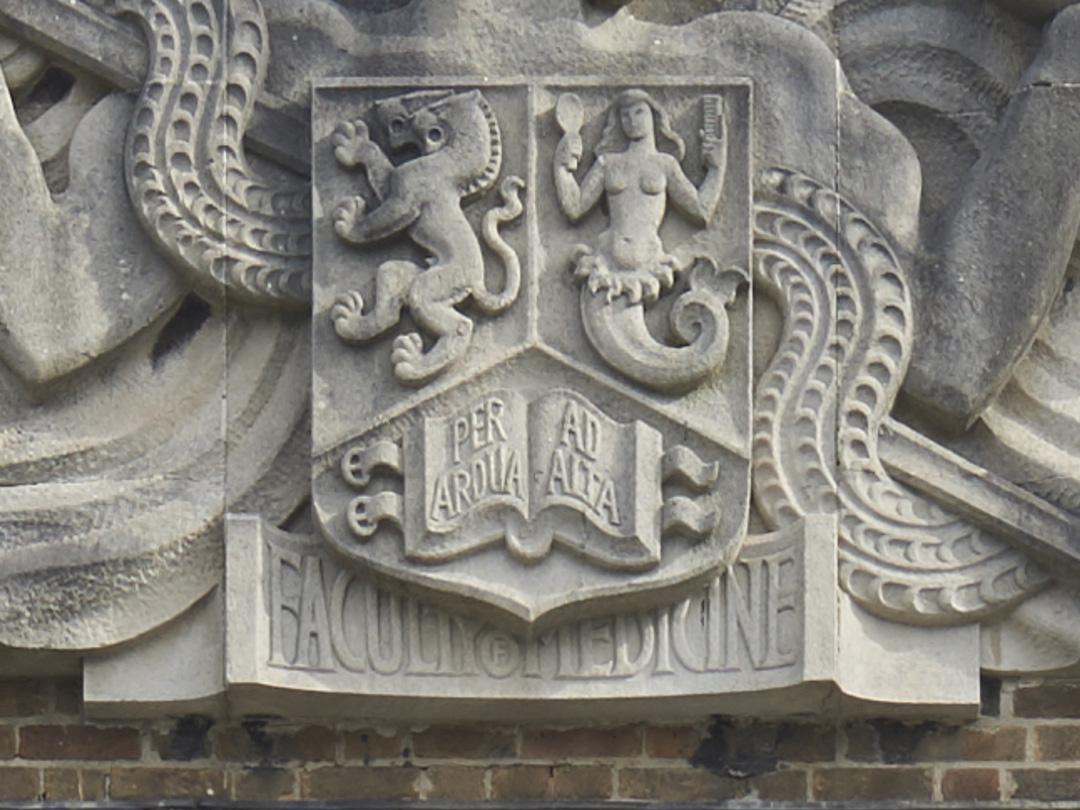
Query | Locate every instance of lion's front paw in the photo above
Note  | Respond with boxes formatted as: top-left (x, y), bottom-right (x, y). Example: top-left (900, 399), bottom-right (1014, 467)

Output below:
top-left (391, 332), bottom-right (426, 381)
top-left (331, 290), bottom-right (367, 342)
top-left (332, 119), bottom-right (374, 168)
top-left (333, 196), bottom-right (366, 240)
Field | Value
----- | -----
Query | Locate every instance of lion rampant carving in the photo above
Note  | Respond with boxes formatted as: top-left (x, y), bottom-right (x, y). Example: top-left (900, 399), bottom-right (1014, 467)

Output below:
top-left (331, 89), bottom-right (525, 385)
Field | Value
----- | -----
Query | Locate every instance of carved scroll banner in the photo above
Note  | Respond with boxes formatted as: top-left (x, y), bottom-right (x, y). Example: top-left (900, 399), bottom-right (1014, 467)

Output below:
top-left (311, 80), bottom-right (753, 629)
top-left (407, 389), bottom-right (666, 568)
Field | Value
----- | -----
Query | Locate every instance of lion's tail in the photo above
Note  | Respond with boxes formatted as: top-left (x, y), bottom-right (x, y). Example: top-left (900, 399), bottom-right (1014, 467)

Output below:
top-left (474, 175), bottom-right (525, 315)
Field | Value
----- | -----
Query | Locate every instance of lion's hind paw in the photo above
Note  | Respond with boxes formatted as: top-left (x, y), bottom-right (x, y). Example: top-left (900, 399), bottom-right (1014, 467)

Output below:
top-left (331, 290), bottom-right (367, 341)
top-left (391, 333), bottom-right (428, 382)
top-left (333, 196), bottom-right (366, 240)
top-left (391, 332), bottom-right (424, 362)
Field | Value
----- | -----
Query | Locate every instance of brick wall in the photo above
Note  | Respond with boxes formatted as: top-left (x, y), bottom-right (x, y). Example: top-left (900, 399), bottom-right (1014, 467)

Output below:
top-left (0, 677), bottom-right (1079, 802)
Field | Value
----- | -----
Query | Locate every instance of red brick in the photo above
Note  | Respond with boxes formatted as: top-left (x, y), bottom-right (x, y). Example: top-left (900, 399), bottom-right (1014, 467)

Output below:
top-left (109, 767), bottom-right (226, 799)
top-left (424, 765), bottom-right (486, 800)
top-left (81, 768), bottom-right (107, 803)
top-left (812, 766), bottom-right (934, 800)
top-left (942, 768), bottom-right (1000, 801)
top-left (775, 725), bottom-right (837, 762)
top-left (215, 724), bottom-right (335, 764)
top-left (0, 767), bottom-right (39, 800)
top-left (213, 727), bottom-right (249, 761)
top-left (230, 768), bottom-right (297, 800)
top-left (753, 769), bottom-right (809, 801)
top-left (342, 729), bottom-right (401, 761)
top-left (1010, 768), bottom-right (1080, 800)
top-left (646, 725), bottom-right (701, 759)
top-left (960, 728), bottom-right (1025, 761)
top-left (301, 765), bottom-right (419, 800)
top-left (617, 766), bottom-right (746, 801)
top-left (18, 765), bottom-right (105, 801)
top-left (288, 726), bottom-right (337, 761)
top-left (19, 725), bottom-right (141, 760)
top-left (701, 721), bottom-right (835, 765)
top-left (413, 726), bottom-right (515, 759)
top-left (0, 682), bottom-right (48, 718)
top-left (0, 726), bottom-right (15, 759)
top-left (491, 764), bottom-right (553, 799)
top-left (553, 764), bottom-right (612, 799)
top-left (214, 726), bottom-right (273, 762)
top-left (870, 722), bottom-right (940, 764)
top-left (1014, 684), bottom-right (1080, 718)
top-left (41, 769), bottom-right (79, 801)
top-left (1036, 725), bottom-right (1080, 760)
top-left (521, 726), bottom-right (640, 759)
top-left (843, 723), bottom-right (879, 762)
top-left (913, 727), bottom-right (1025, 762)
top-left (52, 680), bottom-right (81, 718)
top-left (152, 716), bottom-right (213, 761)
top-left (80, 769), bottom-right (108, 800)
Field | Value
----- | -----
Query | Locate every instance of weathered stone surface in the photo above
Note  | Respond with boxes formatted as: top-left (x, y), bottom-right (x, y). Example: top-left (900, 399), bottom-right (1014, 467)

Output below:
top-left (0, 0), bottom-right (314, 653)
top-left (83, 590), bottom-right (225, 717)
top-left (980, 586), bottom-right (1080, 675)
top-left (2, 0), bottom-right (1080, 724)
top-left (994, 0), bottom-right (1076, 21)
top-left (0, 300), bottom-right (309, 650)
top-left (835, 598), bottom-right (980, 716)
top-left (837, 0), bottom-right (1080, 431)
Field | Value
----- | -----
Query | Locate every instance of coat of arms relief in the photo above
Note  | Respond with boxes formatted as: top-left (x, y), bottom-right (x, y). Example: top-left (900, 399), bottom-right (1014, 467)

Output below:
top-left (1, 0), bottom-right (1079, 718)
top-left (311, 80), bottom-right (751, 628)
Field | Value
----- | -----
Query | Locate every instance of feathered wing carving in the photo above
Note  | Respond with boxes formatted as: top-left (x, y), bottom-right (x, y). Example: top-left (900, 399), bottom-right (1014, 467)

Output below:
top-left (114, 0), bottom-right (312, 306)
top-left (752, 168), bottom-right (1048, 626)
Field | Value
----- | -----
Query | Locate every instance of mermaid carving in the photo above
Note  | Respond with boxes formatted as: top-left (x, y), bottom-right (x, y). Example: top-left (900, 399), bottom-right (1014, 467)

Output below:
top-left (554, 89), bottom-right (744, 393)
top-left (331, 89), bottom-right (525, 385)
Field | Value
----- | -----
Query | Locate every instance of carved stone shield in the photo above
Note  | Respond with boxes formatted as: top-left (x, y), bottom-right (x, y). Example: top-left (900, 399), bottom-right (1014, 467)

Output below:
top-left (312, 79), bottom-right (752, 629)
